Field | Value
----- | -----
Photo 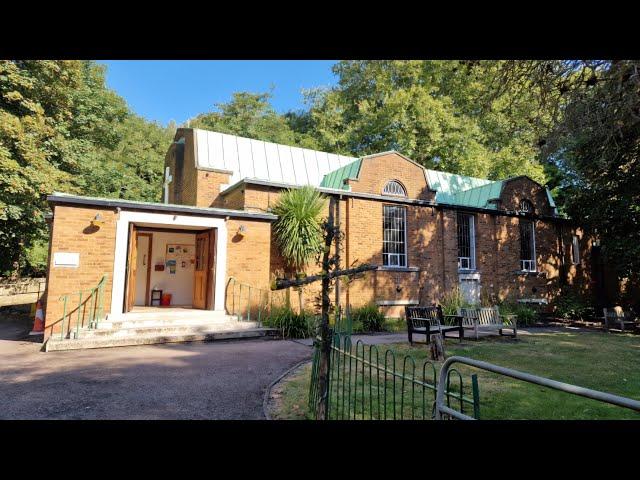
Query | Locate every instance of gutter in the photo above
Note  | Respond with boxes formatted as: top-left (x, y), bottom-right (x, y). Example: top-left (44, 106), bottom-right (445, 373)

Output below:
top-left (46, 192), bottom-right (278, 221)
top-left (219, 178), bottom-right (571, 223)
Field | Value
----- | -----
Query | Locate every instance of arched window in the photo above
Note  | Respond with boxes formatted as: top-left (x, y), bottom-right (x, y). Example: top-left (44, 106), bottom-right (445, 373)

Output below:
top-left (383, 180), bottom-right (407, 197)
top-left (519, 199), bottom-right (533, 214)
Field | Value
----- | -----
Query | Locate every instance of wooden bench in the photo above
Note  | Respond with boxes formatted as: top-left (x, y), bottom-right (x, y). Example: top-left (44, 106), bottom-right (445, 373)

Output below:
top-left (405, 306), bottom-right (463, 345)
top-left (603, 307), bottom-right (637, 332)
top-left (458, 306), bottom-right (517, 340)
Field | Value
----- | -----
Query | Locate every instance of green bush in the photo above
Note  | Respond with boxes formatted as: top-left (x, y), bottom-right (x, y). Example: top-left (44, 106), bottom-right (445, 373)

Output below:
top-left (498, 303), bottom-right (537, 326)
top-left (263, 306), bottom-right (316, 338)
top-left (554, 290), bottom-right (595, 320)
top-left (349, 303), bottom-right (386, 332)
top-left (440, 286), bottom-right (471, 315)
top-left (514, 305), bottom-right (537, 326)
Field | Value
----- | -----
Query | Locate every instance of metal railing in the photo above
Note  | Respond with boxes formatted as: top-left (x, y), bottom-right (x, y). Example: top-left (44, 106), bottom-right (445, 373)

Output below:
top-left (435, 356), bottom-right (640, 420)
top-left (59, 275), bottom-right (108, 340)
top-left (309, 311), bottom-right (480, 420)
top-left (226, 277), bottom-right (290, 326)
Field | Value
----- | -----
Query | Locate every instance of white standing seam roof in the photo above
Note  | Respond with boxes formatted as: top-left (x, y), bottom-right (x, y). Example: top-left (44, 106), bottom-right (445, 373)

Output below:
top-left (194, 129), bottom-right (357, 189)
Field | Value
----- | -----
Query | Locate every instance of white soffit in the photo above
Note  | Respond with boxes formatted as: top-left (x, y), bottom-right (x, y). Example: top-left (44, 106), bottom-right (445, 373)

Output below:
top-left (194, 129), bottom-right (357, 187)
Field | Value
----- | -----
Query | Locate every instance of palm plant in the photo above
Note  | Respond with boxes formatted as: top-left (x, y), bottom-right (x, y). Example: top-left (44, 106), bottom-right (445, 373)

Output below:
top-left (272, 186), bottom-right (326, 309)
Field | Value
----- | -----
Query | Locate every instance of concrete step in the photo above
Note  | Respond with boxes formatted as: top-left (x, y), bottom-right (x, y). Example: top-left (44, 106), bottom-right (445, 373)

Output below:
top-left (105, 310), bottom-right (228, 322)
top-left (45, 327), bottom-right (278, 351)
top-left (80, 321), bottom-right (261, 338)
top-left (97, 316), bottom-right (237, 330)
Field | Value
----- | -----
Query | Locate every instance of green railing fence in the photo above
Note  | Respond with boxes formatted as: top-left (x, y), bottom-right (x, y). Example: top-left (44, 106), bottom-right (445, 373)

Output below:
top-left (226, 277), bottom-right (291, 326)
top-left (309, 310), bottom-right (481, 420)
top-left (59, 275), bottom-right (108, 340)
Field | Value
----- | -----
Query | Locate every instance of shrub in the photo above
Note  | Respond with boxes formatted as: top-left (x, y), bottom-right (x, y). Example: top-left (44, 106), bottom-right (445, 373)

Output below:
top-left (554, 290), bottom-right (595, 320)
top-left (440, 286), bottom-right (471, 316)
top-left (514, 305), bottom-right (537, 326)
top-left (263, 306), bottom-right (316, 339)
top-left (349, 303), bottom-right (386, 332)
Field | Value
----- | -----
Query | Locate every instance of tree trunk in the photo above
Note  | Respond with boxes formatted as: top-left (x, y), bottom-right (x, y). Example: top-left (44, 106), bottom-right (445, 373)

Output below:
top-left (429, 332), bottom-right (446, 361)
top-left (316, 197), bottom-right (336, 420)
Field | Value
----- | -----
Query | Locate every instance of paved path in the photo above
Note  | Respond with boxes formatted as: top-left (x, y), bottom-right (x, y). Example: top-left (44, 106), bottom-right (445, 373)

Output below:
top-left (293, 326), bottom-right (576, 347)
top-left (0, 315), bottom-right (312, 419)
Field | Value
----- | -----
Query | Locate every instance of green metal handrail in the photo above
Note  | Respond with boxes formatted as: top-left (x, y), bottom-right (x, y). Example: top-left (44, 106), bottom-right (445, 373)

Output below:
top-left (59, 275), bottom-right (108, 340)
top-left (226, 277), bottom-right (290, 327)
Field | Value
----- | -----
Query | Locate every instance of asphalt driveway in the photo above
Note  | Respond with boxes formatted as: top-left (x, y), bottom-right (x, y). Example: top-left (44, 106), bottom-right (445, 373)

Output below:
top-left (0, 313), bottom-right (312, 419)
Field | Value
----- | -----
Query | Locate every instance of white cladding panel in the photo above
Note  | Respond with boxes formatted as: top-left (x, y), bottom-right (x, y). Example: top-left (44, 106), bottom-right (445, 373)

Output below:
top-left (193, 129), bottom-right (357, 187)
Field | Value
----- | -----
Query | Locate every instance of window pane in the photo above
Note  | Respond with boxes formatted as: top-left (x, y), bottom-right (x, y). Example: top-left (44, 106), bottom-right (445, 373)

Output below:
top-left (383, 205), bottom-right (407, 267)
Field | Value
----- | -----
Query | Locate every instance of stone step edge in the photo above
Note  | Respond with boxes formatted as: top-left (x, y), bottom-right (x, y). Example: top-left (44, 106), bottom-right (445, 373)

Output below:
top-left (79, 324), bottom-right (261, 338)
top-left (45, 328), bottom-right (278, 352)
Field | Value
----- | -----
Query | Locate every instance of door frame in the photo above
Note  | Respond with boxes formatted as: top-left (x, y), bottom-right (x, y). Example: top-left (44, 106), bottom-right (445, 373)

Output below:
top-left (192, 230), bottom-right (211, 310)
top-left (112, 211), bottom-right (228, 315)
top-left (137, 232), bottom-right (153, 306)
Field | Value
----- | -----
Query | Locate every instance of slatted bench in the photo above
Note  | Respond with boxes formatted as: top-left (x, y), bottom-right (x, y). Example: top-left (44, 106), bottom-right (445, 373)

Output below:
top-left (458, 306), bottom-right (517, 340)
top-left (603, 307), bottom-right (637, 332)
top-left (405, 306), bottom-right (464, 345)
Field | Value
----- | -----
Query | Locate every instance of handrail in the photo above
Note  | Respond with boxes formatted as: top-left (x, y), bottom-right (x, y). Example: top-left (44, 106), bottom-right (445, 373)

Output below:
top-left (59, 275), bottom-right (108, 340)
top-left (226, 276), bottom-right (289, 326)
top-left (435, 355), bottom-right (640, 420)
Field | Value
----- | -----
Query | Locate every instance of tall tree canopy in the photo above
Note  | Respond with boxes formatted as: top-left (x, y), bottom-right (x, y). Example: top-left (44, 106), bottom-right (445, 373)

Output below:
top-left (295, 60), bottom-right (550, 183)
top-left (0, 60), bottom-right (173, 275)
top-left (189, 91), bottom-right (319, 149)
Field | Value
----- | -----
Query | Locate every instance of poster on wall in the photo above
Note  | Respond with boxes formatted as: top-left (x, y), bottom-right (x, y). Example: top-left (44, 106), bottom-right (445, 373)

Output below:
top-left (165, 244), bottom-right (195, 271)
top-left (166, 260), bottom-right (177, 274)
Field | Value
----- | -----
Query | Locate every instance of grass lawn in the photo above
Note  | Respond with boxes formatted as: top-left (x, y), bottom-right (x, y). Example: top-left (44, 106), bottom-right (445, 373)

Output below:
top-left (271, 330), bottom-right (640, 420)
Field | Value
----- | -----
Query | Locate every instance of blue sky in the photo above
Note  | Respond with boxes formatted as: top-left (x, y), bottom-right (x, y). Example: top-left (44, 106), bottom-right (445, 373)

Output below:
top-left (100, 60), bottom-right (338, 126)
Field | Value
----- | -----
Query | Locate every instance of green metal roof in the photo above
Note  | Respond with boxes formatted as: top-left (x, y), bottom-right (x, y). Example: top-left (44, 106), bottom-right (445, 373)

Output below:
top-left (320, 162), bottom-right (557, 213)
top-left (449, 181), bottom-right (504, 209)
top-left (319, 159), bottom-right (362, 190)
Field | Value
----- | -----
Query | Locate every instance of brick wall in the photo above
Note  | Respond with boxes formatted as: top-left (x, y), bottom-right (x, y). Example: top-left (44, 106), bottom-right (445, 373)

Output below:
top-left (347, 152), bottom-right (436, 201)
top-left (44, 205), bottom-right (117, 339)
top-left (177, 143), bottom-right (592, 317)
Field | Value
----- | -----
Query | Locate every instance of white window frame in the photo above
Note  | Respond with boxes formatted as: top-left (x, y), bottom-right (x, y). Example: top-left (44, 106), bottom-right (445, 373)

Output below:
top-left (520, 220), bottom-right (537, 272)
top-left (382, 180), bottom-right (407, 197)
top-left (572, 235), bottom-right (580, 265)
top-left (457, 213), bottom-right (476, 271)
top-left (382, 205), bottom-right (408, 268)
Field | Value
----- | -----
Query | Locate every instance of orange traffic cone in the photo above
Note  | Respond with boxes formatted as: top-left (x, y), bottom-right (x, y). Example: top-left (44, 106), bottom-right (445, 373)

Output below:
top-left (29, 300), bottom-right (45, 335)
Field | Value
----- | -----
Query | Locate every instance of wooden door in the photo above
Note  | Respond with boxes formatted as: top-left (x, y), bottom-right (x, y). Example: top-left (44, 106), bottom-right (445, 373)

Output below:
top-left (193, 231), bottom-right (210, 309)
top-left (124, 224), bottom-right (138, 312)
top-left (205, 229), bottom-right (217, 310)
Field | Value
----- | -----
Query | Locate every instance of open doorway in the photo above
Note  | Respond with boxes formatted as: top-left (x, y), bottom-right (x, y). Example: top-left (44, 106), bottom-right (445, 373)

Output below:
top-left (124, 226), bottom-right (216, 312)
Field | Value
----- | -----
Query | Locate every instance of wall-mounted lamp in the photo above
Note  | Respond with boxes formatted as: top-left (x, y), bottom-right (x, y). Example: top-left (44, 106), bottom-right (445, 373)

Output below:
top-left (236, 225), bottom-right (247, 238)
top-left (90, 213), bottom-right (105, 227)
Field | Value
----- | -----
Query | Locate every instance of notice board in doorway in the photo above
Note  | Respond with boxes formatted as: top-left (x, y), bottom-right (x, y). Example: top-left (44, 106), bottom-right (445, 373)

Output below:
top-left (165, 244), bottom-right (195, 273)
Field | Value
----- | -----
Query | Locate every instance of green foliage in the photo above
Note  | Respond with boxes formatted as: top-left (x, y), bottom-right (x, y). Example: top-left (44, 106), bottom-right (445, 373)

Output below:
top-left (189, 91), bottom-right (319, 149)
top-left (0, 60), bottom-right (173, 276)
top-left (349, 303), bottom-right (386, 333)
top-left (23, 239), bottom-right (48, 277)
top-left (272, 186), bottom-right (327, 271)
top-left (301, 61), bottom-right (548, 183)
top-left (440, 285), bottom-right (471, 315)
top-left (553, 289), bottom-right (595, 320)
top-left (499, 303), bottom-right (537, 326)
top-left (263, 306), bottom-right (316, 339)
top-left (547, 60), bottom-right (640, 285)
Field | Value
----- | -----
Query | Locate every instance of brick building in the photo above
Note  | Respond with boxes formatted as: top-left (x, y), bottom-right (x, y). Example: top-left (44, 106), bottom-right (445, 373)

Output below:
top-left (42, 127), bottom-right (592, 347)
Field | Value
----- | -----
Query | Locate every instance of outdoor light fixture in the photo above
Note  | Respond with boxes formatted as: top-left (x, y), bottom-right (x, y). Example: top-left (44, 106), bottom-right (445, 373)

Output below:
top-left (237, 225), bottom-right (247, 238)
top-left (90, 213), bottom-right (105, 227)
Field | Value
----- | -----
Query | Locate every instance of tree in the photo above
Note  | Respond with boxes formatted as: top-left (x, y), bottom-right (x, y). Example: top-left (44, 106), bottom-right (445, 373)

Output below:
top-left (546, 61), bottom-right (640, 289)
top-left (189, 91), bottom-right (319, 149)
top-left (301, 60), bottom-right (548, 182)
top-left (272, 186), bottom-right (326, 310)
top-left (0, 60), bottom-right (174, 275)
